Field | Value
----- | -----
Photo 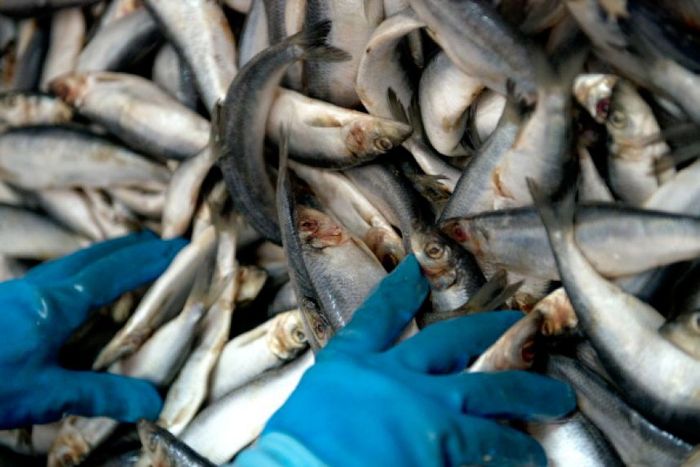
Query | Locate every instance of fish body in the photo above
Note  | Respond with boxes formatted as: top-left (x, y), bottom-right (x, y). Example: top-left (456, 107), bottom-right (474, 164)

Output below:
top-left (218, 21), bottom-right (350, 244)
top-left (138, 420), bottom-right (214, 467)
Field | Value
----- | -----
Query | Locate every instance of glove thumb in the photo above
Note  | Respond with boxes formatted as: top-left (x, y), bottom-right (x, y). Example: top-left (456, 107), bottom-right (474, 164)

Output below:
top-left (49, 369), bottom-right (163, 423)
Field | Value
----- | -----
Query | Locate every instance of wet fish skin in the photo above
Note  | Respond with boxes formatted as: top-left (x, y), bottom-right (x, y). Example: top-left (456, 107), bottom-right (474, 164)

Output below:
top-left (531, 180), bottom-right (700, 442)
top-left (0, 126), bottom-right (170, 190)
top-left (11, 18), bottom-right (47, 92)
top-left (441, 203), bottom-right (700, 281)
top-left (527, 413), bottom-right (624, 467)
top-left (304, 0), bottom-right (383, 107)
top-left (143, 0), bottom-right (237, 112)
top-left (547, 355), bottom-right (693, 466)
top-left (238, 0), bottom-right (269, 68)
top-left (408, 0), bottom-right (535, 103)
top-left (267, 89), bottom-right (412, 169)
top-left (180, 351), bottom-right (314, 464)
top-left (51, 71), bottom-right (210, 160)
top-left (419, 52), bottom-right (484, 156)
top-left (355, 8), bottom-right (424, 119)
top-left (93, 226), bottom-right (218, 369)
top-left (0, 204), bottom-right (88, 259)
top-left (0, 92), bottom-right (73, 130)
top-left (289, 160), bottom-right (405, 269)
top-left (152, 44), bottom-right (199, 110)
top-left (209, 309), bottom-right (308, 402)
top-left (138, 420), bottom-right (214, 467)
top-left (39, 7), bottom-right (84, 91)
top-left (469, 310), bottom-right (541, 372)
top-left (296, 205), bottom-right (387, 331)
top-left (604, 80), bottom-right (673, 205)
top-left (439, 101), bottom-right (523, 221)
top-left (218, 21), bottom-right (350, 244)
top-left (76, 9), bottom-right (160, 72)
top-left (0, 0), bottom-right (99, 16)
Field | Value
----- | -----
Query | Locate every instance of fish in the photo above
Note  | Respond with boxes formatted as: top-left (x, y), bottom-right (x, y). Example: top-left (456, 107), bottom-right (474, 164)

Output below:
top-left (410, 226), bottom-right (485, 316)
top-left (441, 203), bottom-right (700, 281)
top-left (418, 52), bottom-right (484, 156)
top-left (137, 420), bottom-right (214, 467)
top-left (0, 91), bottom-right (73, 131)
top-left (143, 0), bottom-right (237, 112)
top-left (303, 0), bottom-right (383, 107)
top-left (218, 20), bottom-right (350, 244)
top-left (39, 7), bottom-right (84, 91)
top-left (51, 71), bottom-right (210, 160)
top-left (76, 9), bottom-right (160, 72)
top-left (529, 177), bottom-right (700, 441)
top-left (266, 89), bottom-right (412, 169)
top-left (0, 204), bottom-right (89, 259)
top-left (209, 309), bottom-right (308, 402)
top-left (179, 351), bottom-right (314, 464)
top-left (408, 0), bottom-right (535, 103)
top-left (152, 44), bottom-right (198, 110)
top-left (238, 0), bottom-right (269, 68)
top-left (93, 225), bottom-right (217, 369)
top-left (547, 355), bottom-right (694, 466)
top-left (0, 126), bottom-right (170, 190)
top-left (0, 0), bottom-right (99, 16)
top-left (35, 188), bottom-right (105, 241)
top-left (289, 160), bottom-right (405, 269)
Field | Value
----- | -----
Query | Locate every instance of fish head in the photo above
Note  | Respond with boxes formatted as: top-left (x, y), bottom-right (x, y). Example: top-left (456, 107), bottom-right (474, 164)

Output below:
top-left (49, 73), bottom-right (90, 107)
top-left (269, 309), bottom-right (308, 359)
top-left (342, 118), bottom-right (412, 158)
top-left (533, 288), bottom-right (577, 336)
top-left (410, 227), bottom-right (458, 291)
top-left (573, 73), bottom-right (618, 123)
top-left (236, 266), bottom-right (268, 303)
top-left (605, 80), bottom-right (656, 143)
top-left (363, 226), bottom-right (405, 271)
top-left (297, 206), bottom-right (349, 249)
top-left (299, 298), bottom-right (333, 349)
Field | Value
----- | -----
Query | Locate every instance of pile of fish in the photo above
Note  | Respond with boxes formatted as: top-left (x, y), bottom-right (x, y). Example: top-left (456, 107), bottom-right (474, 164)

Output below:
top-left (1, 0), bottom-right (700, 465)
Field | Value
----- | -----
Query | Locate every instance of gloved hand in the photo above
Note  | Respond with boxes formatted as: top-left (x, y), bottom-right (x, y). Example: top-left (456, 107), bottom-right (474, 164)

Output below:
top-left (0, 231), bottom-right (186, 429)
top-left (235, 255), bottom-right (575, 467)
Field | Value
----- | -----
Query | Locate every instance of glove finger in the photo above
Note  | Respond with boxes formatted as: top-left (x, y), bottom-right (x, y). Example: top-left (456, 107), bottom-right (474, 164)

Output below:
top-left (384, 311), bottom-right (522, 373)
top-left (443, 371), bottom-right (576, 421)
top-left (47, 237), bottom-right (186, 331)
top-left (448, 415), bottom-right (548, 467)
top-left (327, 254), bottom-right (429, 354)
top-left (24, 231), bottom-right (157, 285)
top-left (49, 369), bottom-right (163, 423)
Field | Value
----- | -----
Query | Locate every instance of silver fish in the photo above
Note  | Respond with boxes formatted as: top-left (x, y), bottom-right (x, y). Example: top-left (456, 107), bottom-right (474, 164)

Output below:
top-left (138, 420), bottom-right (214, 467)
top-left (0, 127), bottom-right (170, 190)
top-left (152, 44), bottom-right (198, 110)
top-left (144, 0), bottom-right (237, 112)
top-left (0, 92), bottom-right (73, 131)
top-left (51, 71), bottom-right (210, 160)
top-left (218, 21), bottom-right (349, 244)
top-left (39, 7), bottom-right (84, 91)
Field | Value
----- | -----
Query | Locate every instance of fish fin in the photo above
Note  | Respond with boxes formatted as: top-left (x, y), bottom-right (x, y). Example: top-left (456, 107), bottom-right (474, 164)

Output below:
top-left (294, 20), bottom-right (352, 62)
top-left (462, 270), bottom-right (523, 312)
top-left (652, 141), bottom-right (700, 175)
top-left (387, 87), bottom-right (409, 124)
top-left (408, 92), bottom-right (427, 140)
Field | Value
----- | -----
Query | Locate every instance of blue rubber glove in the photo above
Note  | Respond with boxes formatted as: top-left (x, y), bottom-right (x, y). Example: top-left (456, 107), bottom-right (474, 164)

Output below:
top-left (235, 255), bottom-right (575, 467)
top-left (0, 231), bottom-right (186, 429)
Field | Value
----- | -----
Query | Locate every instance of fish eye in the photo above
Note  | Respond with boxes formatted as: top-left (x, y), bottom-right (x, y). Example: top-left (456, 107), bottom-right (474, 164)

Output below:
top-left (299, 219), bottom-right (318, 232)
top-left (374, 137), bottom-right (393, 151)
top-left (609, 110), bottom-right (626, 128)
top-left (425, 242), bottom-right (444, 259)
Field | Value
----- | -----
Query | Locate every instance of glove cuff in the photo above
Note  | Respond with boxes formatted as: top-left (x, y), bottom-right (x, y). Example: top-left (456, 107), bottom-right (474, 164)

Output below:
top-left (232, 432), bottom-right (327, 467)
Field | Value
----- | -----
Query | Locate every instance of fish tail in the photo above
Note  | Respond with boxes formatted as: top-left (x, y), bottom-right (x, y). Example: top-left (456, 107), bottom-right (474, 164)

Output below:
top-left (293, 20), bottom-right (352, 62)
top-left (386, 87), bottom-right (409, 124)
